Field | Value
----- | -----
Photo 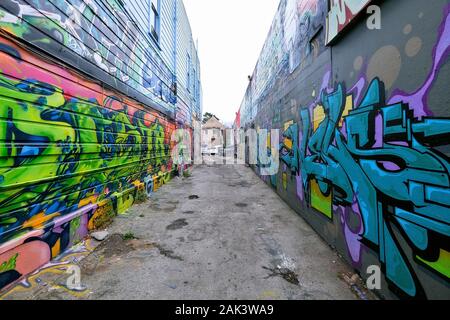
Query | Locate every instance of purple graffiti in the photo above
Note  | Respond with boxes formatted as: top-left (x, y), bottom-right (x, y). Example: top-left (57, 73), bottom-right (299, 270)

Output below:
top-left (335, 197), bottom-right (364, 267)
top-left (348, 76), bottom-right (367, 107)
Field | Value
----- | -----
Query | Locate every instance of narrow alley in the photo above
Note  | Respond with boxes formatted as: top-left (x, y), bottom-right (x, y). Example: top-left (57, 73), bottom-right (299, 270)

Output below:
top-left (1, 162), bottom-right (370, 300)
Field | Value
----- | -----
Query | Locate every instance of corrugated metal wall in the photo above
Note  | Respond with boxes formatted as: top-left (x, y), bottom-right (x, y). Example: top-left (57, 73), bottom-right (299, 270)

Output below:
top-left (0, 0), bottom-right (177, 113)
top-left (0, 0), bottom-right (200, 290)
top-left (175, 0), bottom-right (201, 126)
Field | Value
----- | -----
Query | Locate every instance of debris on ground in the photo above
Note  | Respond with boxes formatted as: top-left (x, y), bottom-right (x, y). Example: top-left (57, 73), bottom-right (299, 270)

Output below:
top-left (235, 203), bottom-right (248, 208)
top-left (339, 272), bottom-right (361, 286)
top-left (263, 266), bottom-right (300, 286)
top-left (91, 231), bottom-right (109, 241)
top-left (338, 271), bottom-right (377, 300)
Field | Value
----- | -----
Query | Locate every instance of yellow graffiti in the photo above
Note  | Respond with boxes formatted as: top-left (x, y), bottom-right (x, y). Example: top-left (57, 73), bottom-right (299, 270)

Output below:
top-left (313, 105), bottom-right (325, 132)
top-left (340, 95), bottom-right (354, 127)
top-left (51, 239), bottom-right (61, 258)
top-left (283, 121), bottom-right (294, 149)
top-left (78, 195), bottom-right (99, 208)
top-left (22, 212), bottom-right (60, 230)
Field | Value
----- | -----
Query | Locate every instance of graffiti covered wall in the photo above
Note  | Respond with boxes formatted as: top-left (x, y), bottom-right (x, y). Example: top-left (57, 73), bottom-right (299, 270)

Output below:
top-left (0, 33), bottom-right (176, 289)
top-left (0, 0), bottom-right (177, 114)
top-left (239, 0), bottom-right (327, 126)
top-left (239, 0), bottom-right (450, 299)
top-left (0, 0), bottom-right (201, 291)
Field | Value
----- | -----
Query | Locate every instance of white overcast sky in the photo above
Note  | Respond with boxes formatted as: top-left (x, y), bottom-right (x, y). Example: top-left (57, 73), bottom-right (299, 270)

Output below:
top-left (183, 0), bottom-right (280, 125)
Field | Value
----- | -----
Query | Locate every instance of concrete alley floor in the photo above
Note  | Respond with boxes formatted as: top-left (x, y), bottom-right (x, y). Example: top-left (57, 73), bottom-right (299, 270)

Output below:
top-left (1, 161), bottom-right (373, 300)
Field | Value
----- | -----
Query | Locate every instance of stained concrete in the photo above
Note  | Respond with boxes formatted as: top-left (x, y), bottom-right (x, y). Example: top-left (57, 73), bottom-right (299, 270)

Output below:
top-left (1, 162), bottom-right (374, 300)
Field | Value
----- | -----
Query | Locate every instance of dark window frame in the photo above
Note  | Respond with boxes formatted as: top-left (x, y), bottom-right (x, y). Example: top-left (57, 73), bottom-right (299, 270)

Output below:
top-left (149, 0), bottom-right (160, 44)
top-left (187, 53), bottom-right (191, 92)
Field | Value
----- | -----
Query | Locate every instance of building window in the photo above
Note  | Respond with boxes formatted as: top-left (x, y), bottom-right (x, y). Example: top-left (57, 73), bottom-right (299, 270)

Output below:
top-left (193, 69), bottom-right (196, 99)
top-left (187, 54), bottom-right (191, 92)
top-left (197, 79), bottom-right (200, 101)
top-left (149, 0), bottom-right (160, 43)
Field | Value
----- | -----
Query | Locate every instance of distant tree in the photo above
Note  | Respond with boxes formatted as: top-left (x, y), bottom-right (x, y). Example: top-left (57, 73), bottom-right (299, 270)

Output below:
top-left (202, 112), bottom-right (219, 124)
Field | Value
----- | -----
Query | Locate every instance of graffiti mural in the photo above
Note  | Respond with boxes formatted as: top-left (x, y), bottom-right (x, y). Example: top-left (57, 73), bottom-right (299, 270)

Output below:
top-left (0, 35), bottom-right (175, 290)
top-left (278, 77), bottom-right (450, 298)
top-left (288, 78), bottom-right (449, 298)
top-left (0, 0), bottom-right (176, 110)
top-left (239, 0), bottom-right (450, 299)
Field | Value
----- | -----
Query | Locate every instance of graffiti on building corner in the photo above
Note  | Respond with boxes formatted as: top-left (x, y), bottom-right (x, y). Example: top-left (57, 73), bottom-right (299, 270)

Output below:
top-left (326, 0), bottom-right (373, 44)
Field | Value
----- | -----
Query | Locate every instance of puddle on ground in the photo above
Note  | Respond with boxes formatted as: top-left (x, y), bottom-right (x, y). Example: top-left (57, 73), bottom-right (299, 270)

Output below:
top-left (235, 203), bottom-right (248, 208)
top-left (228, 181), bottom-right (253, 188)
top-left (166, 219), bottom-right (189, 230)
top-left (338, 271), bottom-right (375, 300)
top-left (148, 203), bottom-right (177, 213)
top-left (155, 244), bottom-right (183, 261)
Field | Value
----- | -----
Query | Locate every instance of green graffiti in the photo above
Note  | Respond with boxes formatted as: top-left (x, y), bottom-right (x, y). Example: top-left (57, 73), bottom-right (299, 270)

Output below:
top-left (417, 250), bottom-right (450, 279)
top-left (0, 71), bottom-right (173, 243)
top-left (0, 253), bottom-right (18, 273)
top-left (69, 217), bottom-right (81, 239)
